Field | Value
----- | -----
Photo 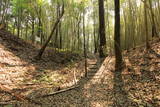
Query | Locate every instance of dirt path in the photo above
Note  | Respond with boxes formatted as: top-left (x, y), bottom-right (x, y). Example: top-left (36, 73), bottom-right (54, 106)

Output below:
top-left (16, 57), bottom-right (116, 107)
top-left (14, 57), bottom-right (136, 107)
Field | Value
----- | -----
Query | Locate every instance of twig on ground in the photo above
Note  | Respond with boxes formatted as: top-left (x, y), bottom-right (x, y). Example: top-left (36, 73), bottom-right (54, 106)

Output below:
top-left (40, 85), bottom-right (79, 98)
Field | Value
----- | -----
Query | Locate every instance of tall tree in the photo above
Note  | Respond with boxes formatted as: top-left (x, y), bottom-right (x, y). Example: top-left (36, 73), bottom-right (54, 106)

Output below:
top-left (36, 3), bottom-right (64, 60)
top-left (98, 0), bottom-right (106, 58)
top-left (148, 0), bottom-right (158, 38)
top-left (144, 0), bottom-right (150, 49)
top-left (83, 11), bottom-right (87, 77)
top-left (114, 0), bottom-right (123, 69)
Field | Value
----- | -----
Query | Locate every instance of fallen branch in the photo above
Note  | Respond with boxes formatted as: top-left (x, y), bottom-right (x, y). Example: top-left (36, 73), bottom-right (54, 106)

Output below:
top-left (35, 2), bottom-right (65, 60)
top-left (40, 85), bottom-right (79, 98)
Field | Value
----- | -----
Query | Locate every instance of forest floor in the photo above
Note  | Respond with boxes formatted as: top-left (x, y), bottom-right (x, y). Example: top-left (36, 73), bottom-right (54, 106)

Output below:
top-left (0, 30), bottom-right (86, 105)
top-left (0, 30), bottom-right (160, 107)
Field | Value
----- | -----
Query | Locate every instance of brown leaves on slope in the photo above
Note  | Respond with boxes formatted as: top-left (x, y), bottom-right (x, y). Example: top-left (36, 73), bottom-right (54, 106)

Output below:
top-left (0, 30), bottom-right (84, 104)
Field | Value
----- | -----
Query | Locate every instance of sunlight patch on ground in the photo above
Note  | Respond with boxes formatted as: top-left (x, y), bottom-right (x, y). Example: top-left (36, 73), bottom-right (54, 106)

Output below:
top-left (89, 56), bottom-right (115, 84)
top-left (0, 46), bottom-right (27, 66)
top-left (0, 45), bottom-right (36, 89)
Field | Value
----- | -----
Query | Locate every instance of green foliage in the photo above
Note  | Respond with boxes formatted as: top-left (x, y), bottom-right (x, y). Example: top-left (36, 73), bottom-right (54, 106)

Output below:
top-left (2, 0), bottom-right (160, 53)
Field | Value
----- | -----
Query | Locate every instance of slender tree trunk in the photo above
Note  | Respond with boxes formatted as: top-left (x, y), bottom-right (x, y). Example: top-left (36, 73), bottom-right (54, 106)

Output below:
top-left (37, 17), bottom-right (42, 44)
top-left (123, 10), bottom-right (127, 50)
top-left (17, 9), bottom-right (20, 37)
top-left (83, 11), bottom-right (87, 77)
top-left (98, 0), bottom-right (106, 58)
top-left (25, 20), bottom-right (28, 40)
top-left (114, 0), bottom-right (123, 70)
top-left (13, 18), bottom-right (16, 35)
top-left (59, 22), bottom-right (62, 49)
top-left (54, 3), bottom-right (60, 48)
top-left (36, 4), bottom-right (64, 60)
top-left (77, 14), bottom-right (81, 51)
top-left (93, 10), bottom-right (97, 54)
top-left (31, 16), bottom-right (35, 43)
top-left (144, 0), bottom-right (150, 49)
top-left (106, 0), bottom-right (112, 53)
top-left (59, 6), bottom-right (62, 49)
top-left (148, 0), bottom-right (158, 38)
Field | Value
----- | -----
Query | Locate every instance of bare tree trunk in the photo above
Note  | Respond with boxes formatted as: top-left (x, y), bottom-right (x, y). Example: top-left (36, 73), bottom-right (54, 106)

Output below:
top-left (54, 3), bottom-right (60, 48)
top-left (98, 0), bottom-right (106, 58)
top-left (93, 10), bottom-right (97, 54)
top-left (17, 9), bottom-right (20, 37)
top-left (148, 0), bottom-right (158, 38)
top-left (13, 18), bottom-right (16, 35)
top-left (144, 0), bottom-right (150, 49)
top-left (59, 22), bottom-right (62, 49)
top-left (77, 14), bottom-right (81, 51)
top-left (83, 11), bottom-right (87, 77)
top-left (114, 0), bottom-right (123, 70)
top-left (31, 16), bottom-right (35, 43)
top-left (59, 6), bottom-right (62, 49)
top-left (25, 18), bottom-right (28, 40)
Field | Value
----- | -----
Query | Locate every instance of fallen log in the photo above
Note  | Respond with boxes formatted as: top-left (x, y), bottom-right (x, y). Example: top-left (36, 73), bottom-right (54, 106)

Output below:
top-left (40, 85), bottom-right (79, 98)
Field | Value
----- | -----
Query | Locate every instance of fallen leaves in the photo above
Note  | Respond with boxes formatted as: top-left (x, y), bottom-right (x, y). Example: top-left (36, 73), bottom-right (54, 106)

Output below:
top-left (0, 30), bottom-right (160, 106)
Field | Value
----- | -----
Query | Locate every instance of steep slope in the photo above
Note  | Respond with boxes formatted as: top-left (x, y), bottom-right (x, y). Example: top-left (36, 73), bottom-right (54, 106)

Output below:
top-left (0, 30), bottom-right (84, 104)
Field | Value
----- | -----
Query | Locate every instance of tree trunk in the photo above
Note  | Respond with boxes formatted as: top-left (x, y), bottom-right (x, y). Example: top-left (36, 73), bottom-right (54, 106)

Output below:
top-left (54, 3), bottom-right (60, 48)
top-left (114, 0), bottom-right (123, 70)
top-left (17, 9), bottom-right (20, 37)
top-left (59, 6), bottom-right (62, 49)
top-left (93, 10), bottom-right (97, 54)
top-left (35, 4), bottom-right (64, 60)
top-left (98, 0), bottom-right (106, 58)
top-left (144, 0), bottom-right (150, 49)
top-left (25, 18), bottom-right (28, 40)
top-left (83, 11), bottom-right (87, 77)
top-left (148, 0), bottom-right (158, 38)
top-left (77, 14), bottom-right (81, 51)
top-left (31, 16), bottom-right (35, 43)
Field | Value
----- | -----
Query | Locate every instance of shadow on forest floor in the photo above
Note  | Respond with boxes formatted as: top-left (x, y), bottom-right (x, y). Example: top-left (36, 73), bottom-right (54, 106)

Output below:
top-left (14, 44), bottom-right (160, 107)
top-left (13, 56), bottom-right (104, 107)
top-left (0, 29), bottom-right (84, 105)
top-left (112, 69), bottom-right (137, 107)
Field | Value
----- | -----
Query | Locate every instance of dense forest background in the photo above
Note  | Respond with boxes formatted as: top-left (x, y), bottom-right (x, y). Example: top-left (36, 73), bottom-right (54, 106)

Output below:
top-left (1, 0), bottom-right (159, 55)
